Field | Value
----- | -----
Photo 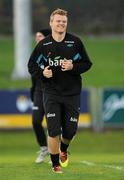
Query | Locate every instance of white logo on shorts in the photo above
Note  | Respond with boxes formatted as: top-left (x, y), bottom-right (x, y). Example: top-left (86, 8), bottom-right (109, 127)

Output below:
top-left (70, 117), bottom-right (77, 122)
top-left (47, 112), bottom-right (56, 118)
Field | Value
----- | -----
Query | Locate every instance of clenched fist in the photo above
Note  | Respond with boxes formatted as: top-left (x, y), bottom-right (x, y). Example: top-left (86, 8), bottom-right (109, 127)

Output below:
top-left (61, 59), bottom-right (73, 71)
top-left (43, 66), bottom-right (53, 78)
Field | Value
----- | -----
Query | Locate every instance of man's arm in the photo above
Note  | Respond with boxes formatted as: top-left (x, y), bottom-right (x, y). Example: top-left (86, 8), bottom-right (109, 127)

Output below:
top-left (28, 44), bottom-right (45, 80)
top-left (70, 38), bottom-right (92, 75)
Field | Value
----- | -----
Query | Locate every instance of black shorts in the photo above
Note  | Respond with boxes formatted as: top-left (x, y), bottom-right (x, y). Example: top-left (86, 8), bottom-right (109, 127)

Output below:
top-left (32, 90), bottom-right (45, 122)
top-left (43, 93), bottom-right (80, 139)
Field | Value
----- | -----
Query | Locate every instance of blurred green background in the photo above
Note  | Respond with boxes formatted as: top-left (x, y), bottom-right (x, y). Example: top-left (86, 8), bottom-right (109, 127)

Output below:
top-left (0, 36), bottom-right (124, 89)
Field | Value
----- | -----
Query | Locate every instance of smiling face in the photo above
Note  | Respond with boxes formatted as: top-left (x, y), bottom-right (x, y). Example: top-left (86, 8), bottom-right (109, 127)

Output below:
top-left (50, 14), bottom-right (68, 34)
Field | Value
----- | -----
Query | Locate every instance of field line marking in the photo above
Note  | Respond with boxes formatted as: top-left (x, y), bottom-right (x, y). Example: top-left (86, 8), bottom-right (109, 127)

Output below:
top-left (103, 164), bottom-right (124, 171)
top-left (81, 160), bottom-right (96, 166)
top-left (81, 160), bottom-right (124, 171)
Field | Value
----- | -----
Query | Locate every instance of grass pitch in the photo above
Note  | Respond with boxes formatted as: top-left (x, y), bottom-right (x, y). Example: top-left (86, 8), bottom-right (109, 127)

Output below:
top-left (0, 130), bottom-right (124, 180)
top-left (0, 36), bottom-right (124, 179)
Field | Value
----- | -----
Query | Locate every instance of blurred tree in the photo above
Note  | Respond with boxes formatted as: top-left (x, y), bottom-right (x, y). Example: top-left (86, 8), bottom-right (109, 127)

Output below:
top-left (32, 0), bottom-right (49, 33)
top-left (0, 0), bottom-right (124, 35)
top-left (0, 0), bottom-right (13, 34)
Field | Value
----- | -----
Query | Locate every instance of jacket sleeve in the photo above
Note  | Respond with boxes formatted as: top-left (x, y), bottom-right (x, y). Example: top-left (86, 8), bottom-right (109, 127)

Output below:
top-left (27, 44), bottom-right (45, 80)
top-left (71, 38), bottom-right (92, 75)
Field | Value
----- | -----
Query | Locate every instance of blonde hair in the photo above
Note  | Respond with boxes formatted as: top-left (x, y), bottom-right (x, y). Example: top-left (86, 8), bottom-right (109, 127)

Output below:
top-left (50, 8), bottom-right (68, 22)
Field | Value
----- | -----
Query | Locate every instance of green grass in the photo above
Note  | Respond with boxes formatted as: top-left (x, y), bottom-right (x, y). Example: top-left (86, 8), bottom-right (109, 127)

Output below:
top-left (1, 36), bottom-right (124, 179)
top-left (0, 36), bottom-right (124, 88)
top-left (0, 130), bottom-right (124, 179)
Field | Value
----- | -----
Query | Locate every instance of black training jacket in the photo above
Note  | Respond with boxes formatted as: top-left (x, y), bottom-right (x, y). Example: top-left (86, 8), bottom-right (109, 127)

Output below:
top-left (28, 33), bottom-right (92, 96)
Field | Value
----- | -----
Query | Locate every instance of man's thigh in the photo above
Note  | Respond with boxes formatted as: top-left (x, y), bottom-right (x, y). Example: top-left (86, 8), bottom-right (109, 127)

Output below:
top-left (43, 93), bottom-right (62, 137)
top-left (62, 95), bottom-right (80, 139)
top-left (32, 91), bottom-right (44, 120)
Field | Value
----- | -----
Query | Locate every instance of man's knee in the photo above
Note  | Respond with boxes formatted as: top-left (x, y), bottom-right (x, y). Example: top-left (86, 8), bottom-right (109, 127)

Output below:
top-left (62, 128), bottom-right (77, 140)
top-left (48, 129), bottom-right (61, 137)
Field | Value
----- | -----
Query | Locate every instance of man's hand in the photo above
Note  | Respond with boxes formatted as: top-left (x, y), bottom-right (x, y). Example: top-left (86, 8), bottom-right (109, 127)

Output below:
top-left (61, 59), bottom-right (73, 71)
top-left (43, 66), bottom-right (53, 78)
